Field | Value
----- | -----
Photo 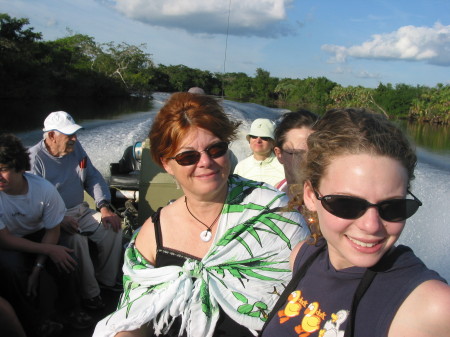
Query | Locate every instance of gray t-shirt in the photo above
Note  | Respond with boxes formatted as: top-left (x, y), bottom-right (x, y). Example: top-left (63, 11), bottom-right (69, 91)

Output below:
top-left (0, 173), bottom-right (65, 237)
top-left (28, 140), bottom-right (111, 209)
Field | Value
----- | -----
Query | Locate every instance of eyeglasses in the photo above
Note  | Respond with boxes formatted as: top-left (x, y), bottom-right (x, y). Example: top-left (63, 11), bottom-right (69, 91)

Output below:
top-left (0, 166), bottom-right (11, 173)
top-left (282, 148), bottom-right (306, 156)
top-left (313, 189), bottom-right (422, 222)
top-left (78, 222), bottom-right (102, 236)
top-left (249, 135), bottom-right (272, 142)
top-left (168, 141), bottom-right (229, 166)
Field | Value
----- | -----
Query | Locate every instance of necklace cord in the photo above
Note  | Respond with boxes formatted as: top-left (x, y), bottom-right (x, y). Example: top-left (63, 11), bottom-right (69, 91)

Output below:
top-left (185, 196), bottom-right (222, 232)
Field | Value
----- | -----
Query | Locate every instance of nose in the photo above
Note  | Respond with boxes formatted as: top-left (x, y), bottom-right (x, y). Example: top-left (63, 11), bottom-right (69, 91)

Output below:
top-left (197, 150), bottom-right (214, 167)
top-left (356, 207), bottom-right (385, 234)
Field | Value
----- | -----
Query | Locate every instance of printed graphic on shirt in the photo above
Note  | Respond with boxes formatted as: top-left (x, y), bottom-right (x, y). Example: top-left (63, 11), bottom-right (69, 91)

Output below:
top-left (277, 290), bottom-right (349, 337)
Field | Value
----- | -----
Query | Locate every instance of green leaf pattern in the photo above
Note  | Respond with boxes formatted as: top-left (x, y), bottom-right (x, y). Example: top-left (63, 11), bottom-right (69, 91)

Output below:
top-left (94, 175), bottom-right (309, 337)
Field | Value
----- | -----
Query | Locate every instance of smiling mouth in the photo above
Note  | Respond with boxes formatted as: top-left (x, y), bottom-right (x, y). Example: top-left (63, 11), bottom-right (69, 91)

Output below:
top-left (347, 236), bottom-right (382, 248)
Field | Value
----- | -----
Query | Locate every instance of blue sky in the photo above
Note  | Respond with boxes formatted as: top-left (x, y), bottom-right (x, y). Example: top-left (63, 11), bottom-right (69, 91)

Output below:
top-left (1, 0), bottom-right (449, 88)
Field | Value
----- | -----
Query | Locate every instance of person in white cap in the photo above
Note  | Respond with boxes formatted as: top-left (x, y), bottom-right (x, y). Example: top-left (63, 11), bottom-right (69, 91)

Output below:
top-left (187, 87), bottom-right (205, 94)
top-left (233, 118), bottom-right (285, 187)
top-left (28, 111), bottom-right (123, 311)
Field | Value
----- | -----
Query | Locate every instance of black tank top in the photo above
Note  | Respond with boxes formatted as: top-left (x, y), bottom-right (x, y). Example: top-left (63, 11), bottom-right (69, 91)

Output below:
top-left (151, 208), bottom-right (254, 337)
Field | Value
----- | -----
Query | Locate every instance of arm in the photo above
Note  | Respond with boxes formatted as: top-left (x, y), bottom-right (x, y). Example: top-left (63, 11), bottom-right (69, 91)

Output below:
top-left (99, 203), bottom-right (122, 232)
top-left (0, 228), bottom-right (76, 271)
top-left (115, 325), bottom-right (153, 337)
top-left (81, 152), bottom-right (122, 232)
top-left (389, 279), bottom-right (450, 337)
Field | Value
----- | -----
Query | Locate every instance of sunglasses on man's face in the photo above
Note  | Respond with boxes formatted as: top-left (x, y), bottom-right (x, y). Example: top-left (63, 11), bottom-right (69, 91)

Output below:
top-left (249, 135), bottom-right (272, 142)
top-left (168, 141), bottom-right (229, 166)
top-left (313, 189), bottom-right (422, 222)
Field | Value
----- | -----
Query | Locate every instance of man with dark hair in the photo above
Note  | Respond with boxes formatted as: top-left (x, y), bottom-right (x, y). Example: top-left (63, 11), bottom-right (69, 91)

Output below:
top-left (28, 111), bottom-right (123, 311)
top-left (0, 133), bottom-right (93, 336)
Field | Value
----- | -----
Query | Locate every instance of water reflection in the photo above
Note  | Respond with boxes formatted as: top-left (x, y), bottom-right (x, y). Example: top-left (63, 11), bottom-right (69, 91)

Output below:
top-left (1, 96), bottom-right (152, 133)
top-left (397, 120), bottom-right (450, 155)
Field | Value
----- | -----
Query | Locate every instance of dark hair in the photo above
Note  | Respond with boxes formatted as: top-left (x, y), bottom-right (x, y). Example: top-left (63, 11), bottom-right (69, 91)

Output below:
top-left (149, 92), bottom-right (241, 167)
top-left (274, 109), bottom-right (318, 148)
top-left (290, 108), bottom-right (417, 241)
top-left (0, 133), bottom-right (31, 171)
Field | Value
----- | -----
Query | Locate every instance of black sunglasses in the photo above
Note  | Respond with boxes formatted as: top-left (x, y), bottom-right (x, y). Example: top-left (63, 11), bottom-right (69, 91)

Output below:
top-left (168, 141), bottom-right (229, 166)
top-left (313, 189), bottom-right (422, 222)
top-left (249, 135), bottom-right (272, 142)
top-left (282, 148), bottom-right (306, 156)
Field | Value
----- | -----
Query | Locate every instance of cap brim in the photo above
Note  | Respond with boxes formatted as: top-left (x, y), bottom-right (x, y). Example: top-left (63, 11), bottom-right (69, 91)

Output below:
top-left (43, 125), bottom-right (83, 135)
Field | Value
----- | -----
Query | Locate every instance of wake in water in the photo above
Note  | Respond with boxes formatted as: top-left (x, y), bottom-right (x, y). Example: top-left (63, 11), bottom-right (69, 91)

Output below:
top-left (18, 92), bottom-right (450, 282)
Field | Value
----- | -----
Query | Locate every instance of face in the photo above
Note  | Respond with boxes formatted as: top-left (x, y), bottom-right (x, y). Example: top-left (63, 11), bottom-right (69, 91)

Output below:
top-left (249, 136), bottom-right (273, 159)
top-left (46, 131), bottom-right (77, 157)
top-left (303, 154), bottom-right (409, 270)
top-left (274, 127), bottom-right (314, 184)
top-left (162, 127), bottom-right (230, 201)
top-left (0, 165), bottom-right (25, 195)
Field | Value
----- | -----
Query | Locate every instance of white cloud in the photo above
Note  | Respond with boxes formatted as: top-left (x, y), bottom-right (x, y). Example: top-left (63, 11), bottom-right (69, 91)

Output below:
top-left (322, 22), bottom-right (450, 66)
top-left (112, 0), bottom-right (296, 37)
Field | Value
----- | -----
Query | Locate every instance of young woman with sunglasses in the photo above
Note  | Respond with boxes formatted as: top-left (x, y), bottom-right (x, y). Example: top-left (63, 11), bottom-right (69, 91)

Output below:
top-left (260, 108), bottom-right (450, 337)
top-left (94, 92), bottom-right (309, 337)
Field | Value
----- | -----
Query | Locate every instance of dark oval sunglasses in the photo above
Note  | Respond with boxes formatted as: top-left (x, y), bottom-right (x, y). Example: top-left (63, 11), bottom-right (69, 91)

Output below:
top-left (168, 141), bottom-right (229, 166)
top-left (313, 189), bottom-right (422, 222)
top-left (249, 135), bottom-right (272, 142)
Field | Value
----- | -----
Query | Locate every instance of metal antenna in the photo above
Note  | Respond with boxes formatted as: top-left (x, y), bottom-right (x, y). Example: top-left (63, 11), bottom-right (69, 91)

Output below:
top-left (222, 0), bottom-right (232, 98)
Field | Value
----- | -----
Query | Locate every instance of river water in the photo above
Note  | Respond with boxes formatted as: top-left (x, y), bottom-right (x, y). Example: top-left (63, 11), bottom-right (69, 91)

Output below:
top-left (16, 92), bottom-right (450, 282)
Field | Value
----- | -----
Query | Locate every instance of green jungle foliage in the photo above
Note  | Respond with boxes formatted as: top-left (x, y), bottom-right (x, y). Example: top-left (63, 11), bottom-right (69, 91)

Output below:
top-left (1, 13), bottom-right (448, 124)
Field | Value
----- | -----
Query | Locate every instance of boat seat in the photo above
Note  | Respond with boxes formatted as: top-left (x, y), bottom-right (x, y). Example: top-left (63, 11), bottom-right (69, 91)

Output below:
top-left (109, 146), bottom-right (141, 190)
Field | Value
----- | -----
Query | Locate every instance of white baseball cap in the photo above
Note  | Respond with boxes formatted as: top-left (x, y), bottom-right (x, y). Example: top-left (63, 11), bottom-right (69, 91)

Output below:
top-left (246, 118), bottom-right (275, 141)
top-left (43, 111), bottom-right (83, 135)
top-left (187, 87), bottom-right (205, 94)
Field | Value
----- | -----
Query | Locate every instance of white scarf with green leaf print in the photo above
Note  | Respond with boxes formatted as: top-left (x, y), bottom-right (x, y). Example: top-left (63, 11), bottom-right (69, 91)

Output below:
top-left (94, 175), bottom-right (309, 337)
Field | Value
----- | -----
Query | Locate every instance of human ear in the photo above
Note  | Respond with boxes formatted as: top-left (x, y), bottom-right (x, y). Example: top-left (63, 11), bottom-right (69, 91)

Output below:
top-left (303, 181), bottom-right (318, 212)
top-left (274, 147), bottom-right (284, 164)
top-left (161, 158), bottom-right (174, 176)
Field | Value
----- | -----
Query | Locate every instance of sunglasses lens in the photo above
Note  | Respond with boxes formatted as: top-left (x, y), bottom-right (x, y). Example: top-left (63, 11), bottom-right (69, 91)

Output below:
top-left (208, 142), bottom-right (228, 158)
top-left (175, 151), bottom-right (200, 166)
top-left (378, 199), bottom-right (421, 221)
top-left (321, 195), bottom-right (421, 221)
top-left (321, 196), bottom-right (367, 219)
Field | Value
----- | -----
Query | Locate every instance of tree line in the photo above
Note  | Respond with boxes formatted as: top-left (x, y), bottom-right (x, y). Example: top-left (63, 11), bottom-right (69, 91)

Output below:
top-left (1, 13), bottom-right (448, 124)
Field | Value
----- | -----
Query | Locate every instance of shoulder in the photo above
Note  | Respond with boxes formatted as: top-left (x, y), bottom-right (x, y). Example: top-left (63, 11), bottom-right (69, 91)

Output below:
top-left (24, 172), bottom-right (51, 189)
top-left (135, 209), bottom-right (159, 266)
top-left (289, 240), bottom-right (307, 269)
top-left (25, 173), bottom-right (62, 200)
top-left (28, 141), bottom-right (45, 159)
top-left (234, 155), bottom-right (253, 168)
top-left (389, 279), bottom-right (450, 336)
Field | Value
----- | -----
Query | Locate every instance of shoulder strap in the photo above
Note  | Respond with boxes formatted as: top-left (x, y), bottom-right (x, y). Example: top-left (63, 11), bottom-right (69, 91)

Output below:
top-left (260, 243), bottom-right (326, 333)
top-left (152, 207), bottom-right (164, 249)
top-left (344, 245), bottom-right (412, 337)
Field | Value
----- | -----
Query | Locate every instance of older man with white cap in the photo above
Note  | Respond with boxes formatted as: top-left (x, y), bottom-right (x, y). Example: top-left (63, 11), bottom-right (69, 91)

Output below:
top-left (233, 118), bottom-right (285, 187)
top-left (28, 111), bottom-right (123, 311)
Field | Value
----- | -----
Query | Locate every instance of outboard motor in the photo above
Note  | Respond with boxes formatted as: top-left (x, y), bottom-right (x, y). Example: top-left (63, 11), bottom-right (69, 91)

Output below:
top-left (109, 141), bottom-right (143, 239)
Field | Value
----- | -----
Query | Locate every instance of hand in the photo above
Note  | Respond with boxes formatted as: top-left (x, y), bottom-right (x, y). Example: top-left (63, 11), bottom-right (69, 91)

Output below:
top-left (47, 244), bottom-right (77, 273)
top-left (60, 216), bottom-right (79, 235)
top-left (100, 207), bottom-right (122, 232)
top-left (27, 268), bottom-right (40, 298)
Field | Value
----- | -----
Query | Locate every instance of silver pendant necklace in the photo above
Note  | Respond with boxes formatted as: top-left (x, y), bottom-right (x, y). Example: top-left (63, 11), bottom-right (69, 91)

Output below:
top-left (185, 196), bottom-right (222, 242)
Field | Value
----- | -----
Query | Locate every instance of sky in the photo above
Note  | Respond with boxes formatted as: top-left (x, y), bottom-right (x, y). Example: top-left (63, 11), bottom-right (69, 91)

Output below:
top-left (1, 0), bottom-right (449, 88)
